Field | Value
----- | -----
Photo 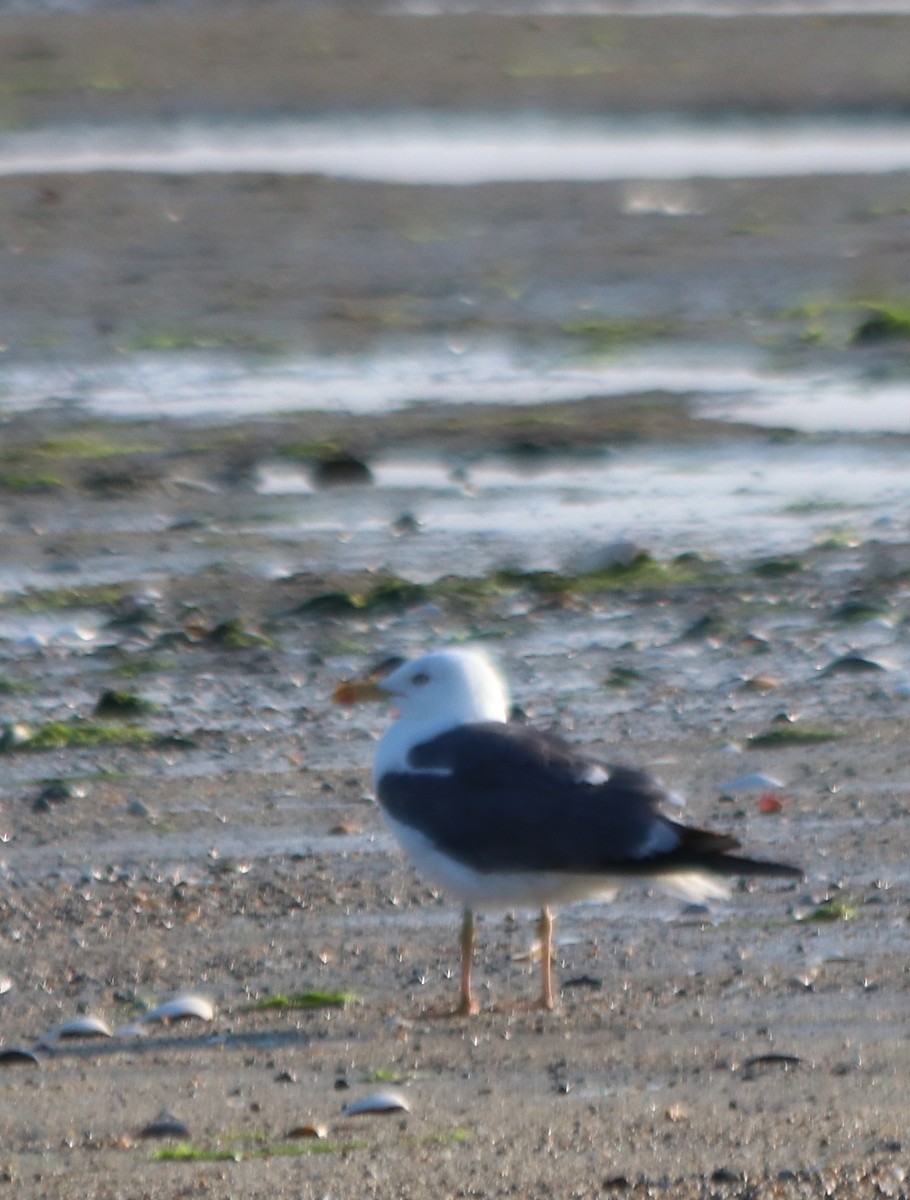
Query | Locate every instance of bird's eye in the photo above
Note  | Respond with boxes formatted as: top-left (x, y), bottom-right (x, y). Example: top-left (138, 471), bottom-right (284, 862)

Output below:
top-left (411, 671), bottom-right (430, 686)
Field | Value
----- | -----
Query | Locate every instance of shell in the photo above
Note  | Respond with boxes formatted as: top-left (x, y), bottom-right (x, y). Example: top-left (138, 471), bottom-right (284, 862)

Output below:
top-left (738, 673), bottom-right (780, 693)
top-left (741, 1053), bottom-right (804, 1080)
top-left (719, 772), bottom-right (784, 793)
top-left (821, 653), bottom-right (890, 676)
top-left (757, 794), bottom-right (785, 814)
top-left (286, 1122), bottom-right (328, 1139)
top-left (143, 994), bottom-right (214, 1024)
top-left (137, 1109), bottom-right (191, 1139)
top-left (53, 1015), bottom-right (114, 1040)
top-left (0, 1046), bottom-right (40, 1067)
top-left (341, 1089), bottom-right (410, 1117)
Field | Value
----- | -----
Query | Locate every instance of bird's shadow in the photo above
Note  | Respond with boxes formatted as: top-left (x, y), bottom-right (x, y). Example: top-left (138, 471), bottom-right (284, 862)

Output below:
top-left (30, 1025), bottom-right (314, 1063)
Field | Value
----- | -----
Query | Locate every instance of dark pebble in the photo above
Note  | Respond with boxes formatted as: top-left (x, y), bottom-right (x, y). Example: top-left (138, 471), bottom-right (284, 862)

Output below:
top-left (711, 1167), bottom-right (745, 1184)
top-left (311, 455), bottom-right (373, 488)
top-left (32, 780), bottom-right (75, 812)
top-left (562, 975), bottom-right (603, 990)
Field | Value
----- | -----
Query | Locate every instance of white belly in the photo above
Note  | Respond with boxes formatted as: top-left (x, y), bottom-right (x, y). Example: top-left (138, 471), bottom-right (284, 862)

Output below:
top-left (385, 814), bottom-right (730, 909)
top-left (385, 813), bottom-right (619, 909)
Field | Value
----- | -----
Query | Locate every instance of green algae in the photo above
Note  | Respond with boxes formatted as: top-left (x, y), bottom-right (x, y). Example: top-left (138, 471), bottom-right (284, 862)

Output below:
top-left (801, 899), bottom-right (858, 923)
top-left (852, 302), bottom-right (910, 344)
top-left (153, 1138), bottom-right (364, 1163)
top-left (747, 726), bottom-right (843, 748)
top-left (94, 689), bottom-right (158, 718)
top-left (245, 990), bottom-right (358, 1012)
top-left (297, 554), bottom-right (720, 620)
top-left (0, 719), bottom-right (156, 753)
top-left (206, 618), bottom-right (276, 650)
top-left (8, 583), bottom-right (128, 611)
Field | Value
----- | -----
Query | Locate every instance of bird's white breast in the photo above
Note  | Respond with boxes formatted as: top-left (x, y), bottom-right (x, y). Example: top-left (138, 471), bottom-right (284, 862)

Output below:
top-left (373, 718), bottom-right (458, 788)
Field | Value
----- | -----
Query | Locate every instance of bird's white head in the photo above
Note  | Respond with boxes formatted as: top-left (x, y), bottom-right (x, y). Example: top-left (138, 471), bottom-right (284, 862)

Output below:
top-left (378, 647), bottom-right (510, 729)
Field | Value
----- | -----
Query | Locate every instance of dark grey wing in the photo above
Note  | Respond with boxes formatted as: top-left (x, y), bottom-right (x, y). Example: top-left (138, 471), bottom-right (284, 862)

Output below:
top-left (379, 722), bottom-right (801, 879)
top-left (379, 723), bottom-right (684, 874)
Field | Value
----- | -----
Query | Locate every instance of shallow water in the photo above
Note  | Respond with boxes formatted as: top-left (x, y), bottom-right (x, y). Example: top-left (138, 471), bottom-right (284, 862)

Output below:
top-left (302, 440), bottom-right (910, 567)
top-left (3, 342), bottom-right (909, 433)
top-left (394, 0), bottom-right (910, 11)
top-left (0, 436), bottom-right (907, 608)
top-left (3, 114), bottom-right (910, 183)
top-left (5, 0), bottom-right (910, 11)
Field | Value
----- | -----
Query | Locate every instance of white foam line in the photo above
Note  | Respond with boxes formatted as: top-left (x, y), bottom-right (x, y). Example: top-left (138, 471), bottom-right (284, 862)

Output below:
top-left (2, 345), bottom-right (909, 432)
top-left (8, 0), bottom-right (910, 13)
top-left (398, 2), bottom-right (910, 14)
top-left (2, 116), bottom-right (910, 183)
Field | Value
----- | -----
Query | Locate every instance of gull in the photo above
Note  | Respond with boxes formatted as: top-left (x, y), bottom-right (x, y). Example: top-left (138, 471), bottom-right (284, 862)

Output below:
top-left (335, 647), bottom-right (801, 1015)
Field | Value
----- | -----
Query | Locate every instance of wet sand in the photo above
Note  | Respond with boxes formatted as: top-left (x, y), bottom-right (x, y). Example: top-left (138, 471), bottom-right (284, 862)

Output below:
top-left (5, 167), bottom-right (910, 365)
top-left (2, 6), bottom-right (910, 1198)
top-left (2, 522), bottom-right (910, 1196)
top-left (5, 7), bottom-right (910, 123)
top-left (2, 10), bottom-right (910, 361)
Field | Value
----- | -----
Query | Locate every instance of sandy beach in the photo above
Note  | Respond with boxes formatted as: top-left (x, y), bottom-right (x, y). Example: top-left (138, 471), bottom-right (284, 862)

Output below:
top-left (1, 5), bottom-right (910, 1197)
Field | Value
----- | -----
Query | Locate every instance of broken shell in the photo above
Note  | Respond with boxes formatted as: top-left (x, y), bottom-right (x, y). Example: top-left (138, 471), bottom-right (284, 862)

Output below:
top-left (127, 797), bottom-right (158, 822)
top-left (143, 994), bottom-right (214, 1024)
top-left (741, 1053), bottom-right (804, 1079)
top-left (0, 1046), bottom-right (40, 1067)
top-left (341, 1089), bottom-right (410, 1116)
top-left (329, 821), bottom-right (362, 836)
top-left (756, 794), bottom-right (785, 814)
top-left (562, 974), bottom-right (603, 991)
top-left (137, 1109), bottom-right (191, 1139)
top-left (53, 1015), bottom-right (114, 1040)
top-left (286, 1122), bottom-right (328, 1139)
top-left (739, 673), bottom-right (780, 693)
top-left (820, 653), bottom-right (890, 676)
top-left (719, 772), bottom-right (784, 793)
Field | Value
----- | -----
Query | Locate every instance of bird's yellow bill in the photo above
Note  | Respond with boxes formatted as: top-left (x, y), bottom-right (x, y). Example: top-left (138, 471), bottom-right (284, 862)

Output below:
top-left (332, 655), bottom-right (404, 705)
top-left (332, 678), bottom-right (387, 706)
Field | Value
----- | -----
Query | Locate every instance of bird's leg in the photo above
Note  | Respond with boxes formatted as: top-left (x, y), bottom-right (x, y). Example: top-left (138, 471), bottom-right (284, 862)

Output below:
top-left (455, 907), bottom-right (480, 1016)
top-left (537, 905), bottom-right (556, 1010)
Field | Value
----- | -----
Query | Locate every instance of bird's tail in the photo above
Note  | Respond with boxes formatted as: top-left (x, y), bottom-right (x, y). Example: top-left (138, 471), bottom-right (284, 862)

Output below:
top-left (698, 852), bottom-right (803, 879)
top-left (667, 823), bottom-right (803, 880)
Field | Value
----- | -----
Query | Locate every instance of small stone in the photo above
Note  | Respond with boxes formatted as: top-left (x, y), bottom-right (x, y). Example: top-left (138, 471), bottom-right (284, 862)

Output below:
top-left (391, 512), bottom-right (422, 535)
top-left (711, 1168), bottom-right (745, 1184)
top-left (127, 797), bottom-right (157, 822)
top-left (568, 540), bottom-right (646, 574)
top-left (31, 780), bottom-right (77, 812)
